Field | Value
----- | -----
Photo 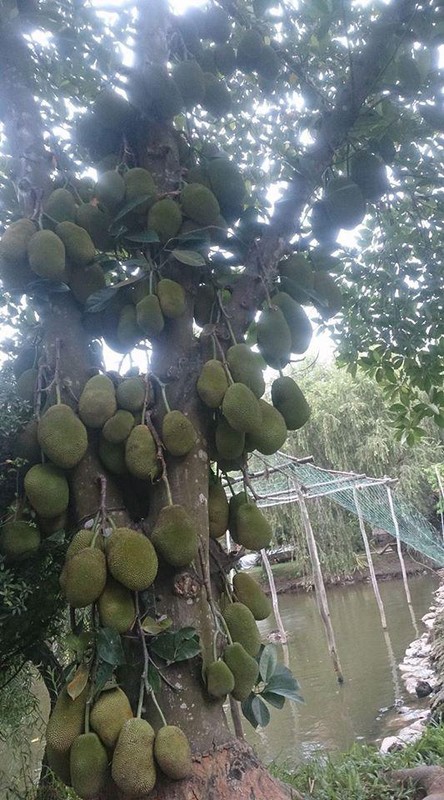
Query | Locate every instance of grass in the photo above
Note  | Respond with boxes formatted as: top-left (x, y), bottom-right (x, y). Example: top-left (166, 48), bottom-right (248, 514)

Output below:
top-left (271, 723), bottom-right (444, 800)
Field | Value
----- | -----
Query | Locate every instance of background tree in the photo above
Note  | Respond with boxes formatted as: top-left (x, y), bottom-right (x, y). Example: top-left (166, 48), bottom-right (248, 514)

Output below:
top-left (0, 0), bottom-right (443, 798)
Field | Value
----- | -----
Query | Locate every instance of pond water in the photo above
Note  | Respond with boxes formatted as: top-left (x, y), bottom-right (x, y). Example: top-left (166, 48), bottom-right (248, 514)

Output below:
top-left (245, 573), bottom-right (439, 765)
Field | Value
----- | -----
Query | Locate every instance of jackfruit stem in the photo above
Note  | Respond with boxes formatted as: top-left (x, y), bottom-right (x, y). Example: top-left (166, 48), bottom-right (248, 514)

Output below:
top-left (141, 375), bottom-right (150, 422)
top-left (242, 469), bottom-right (259, 502)
top-left (212, 334), bottom-right (234, 386)
top-left (222, 472), bottom-right (236, 497)
top-left (160, 383), bottom-right (172, 414)
top-left (136, 592), bottom-right (167, 725)
top-left (55, 337), bottom-right (62, 405)
top-left (163, 474), bottom-right (174, 507)
top-left (216, 290), bottom-right (237, 346)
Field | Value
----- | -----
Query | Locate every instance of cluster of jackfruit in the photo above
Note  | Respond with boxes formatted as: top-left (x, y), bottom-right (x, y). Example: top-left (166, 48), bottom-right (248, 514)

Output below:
top-left (277, 251), bottom-right (343, 322)
top-left (46, 681), bottom-right (192, 796)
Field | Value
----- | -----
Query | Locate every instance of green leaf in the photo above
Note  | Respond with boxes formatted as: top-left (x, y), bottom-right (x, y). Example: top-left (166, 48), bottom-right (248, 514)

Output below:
top-left (141, 615), bottom-right (172, 635)
top-left (124, 230), bottom-right (160, 244)
top-left (96, 627), bottom-right (126, 666)
top-left (94, 659), bottom-right (115, 697)
top-left (261, 690), bottom-right (286, 709)
top-left (85, 285), bottom-right (121, 313)
top-left (113, 194), bottom-right (154, 222)
top-left (259, 644), bottom-right (277, 684)
top-left (241, 695), bottom-right (271, 729)
top-left (171, 249), bottom-right (207, 267)
top-left (265, 664), bottom-right (304, 703)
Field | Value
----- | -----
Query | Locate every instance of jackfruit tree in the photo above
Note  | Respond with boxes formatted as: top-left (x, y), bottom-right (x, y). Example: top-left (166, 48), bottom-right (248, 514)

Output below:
top-left (0, 0), bottom-right (443, 797)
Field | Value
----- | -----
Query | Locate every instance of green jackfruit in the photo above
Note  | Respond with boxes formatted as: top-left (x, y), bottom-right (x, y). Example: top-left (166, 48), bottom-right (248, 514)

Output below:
top-left (202, 6), bottom-right (231, 42)
top-left (0, 218), bottom-right (36, 264)
top-left (44, 188), bottom-right (77, 226)
top-left (117, 304), bottom-right (141, 352)
top-left (349, 151), bottom-right (388, 202)
top-left (55, 221), bottom-right (95, 268)
top-left (232, 502), bottom-right (272, 550)
top-left (151, 504), bottom-right (198, 567)
top-left (272, 292), bottom-right (312, 355)
top-left (257, 44), bottom-right (280, 80)
top-left (156, 278), bottom-right (186, 319)
top-left (27, 230), bottom-right (65, 280)
top-left (148, 198), bottom-right (183, 243)
top-left (197, 48), bottom-right (218, 75)
top-left (0, 520), bottom-right (40, 560)
top-left (116, 376), bottom-right (146, 412)
top-left (16, 368), bottom-right (37, 403)
top-left (257, 306), bottom-right (292, 369)
top-left (70, 733), bottom-right (108, 800)
top-left (202, 73), bottom-right (232, 117)
top-left (95, 169), bottom-right (126, 210)
top-left (237, 30), bottom-right (264, 72)
top-left (123, 168), bottom-right (157, 214)
top-left (206, 660), bottom-right (235, 698)
top-left (102, 410), bottom-right (135, 443)
top-left (181, 183), bottom-right (220, 225)
top-left (215, 417), bottom-right (245, 460)
top-left (138, 65), bottom-right (184, 121)
top-left (197, 359), bottom-right (228, 407)
top-left (233, 572), bottom-right (271, 620)
top-left (271, 375), bottom-right (310, 430)
top-left (37, 404), bottom-right (88, 469)
top-left (245, 399), bottom-right (287, 455)
top-left (75, 203), bottom-right (113, 251)
top-left (208, 478), bottom-right (229, 539)
top-left (46, 743), bottom-right (71, 786)
top-left (70, 263), bottom-right (106, 304)
top-left (106, 527), bottom-right (158, 590)
top-left (162, 410), bottom-right (197, 457)
top-left (214, 43), bottom-right (237, 76)
top-left (98, 576), bottom-right (136, 633)
top-left (46, 685), bottom-right (88, 755)
top-left (79, 374), bottom-right (116, 428)
top-left (125, 424), bottom-right (159, 480)
top-left (228, 491), bottom-right (248, 540)
top-left (136, 294), bottom-right (165, 338)
top-left (66, 528), bottom-right (104, 560)
top-left (222, 602), bottom-right (261, 656)
top-left (24, 463), bottom-right (69, 518)
top-left (63, 548), bottom-right (107, 607)
top-left (279, 253), bottom-right (314, 304)
top-left (226, 344), bottom-right (265, 398)
top-left (223, 642), bottom-right (259, 701)
top-left (207, 158), bottom-right (245, 220)
top-left (311, 199), bottom-right (340, 247)
top-left (90, 687), bottom-right (133, 748)
top-left (313, 272), bottom-right (342, 319)
top-left (112, 718), bottom-right (156, 797)
top-left (99, 437), bottom-right (127, 475)
top-left (13, 418), bottom-right (40, 468)
top-left (154, 725), bottom-right (192, 780)
top-left (324, 177), bottom-right (366, 230)
top-left (172, 60), bottom-right (206, 109)
top-left (194, 283), bottom-right (216, 326)
top-left (222, 382), bottom-right (261, 434)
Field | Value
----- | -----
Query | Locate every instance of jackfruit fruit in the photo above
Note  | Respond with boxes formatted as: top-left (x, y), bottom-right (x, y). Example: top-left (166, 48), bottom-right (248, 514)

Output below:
top-left (106, 527), bottom-right (158, 590)
top-left (311, 199), bottom-right (340, 246)
top-left (271, 375), bottom-right (310, 430)
top-left (116, 304), bottom-right (141, 352)
top-left (222, 602), bottom-right (261, 656)
top-left (245, 399), bottom-right (287, 455)
top-left (272, 292), bottom-right (312, 355)
top-left (325, 177), bottom-right (366, 230)
top-left (349, 151), bottom-right (388, 202)
top-left (13, 418), bottom-right (40, 467)
top-left (112, 718), bottom-right (156, 797)
top-left (214, 43), bottom-right (236, 76)
top-left (156, 278), bottom-right (186, 318)
top-left (194, 283), bottom-right (216, 326)
top-left (0, 218), bottom-right (35, 268)
top-left (257, 306), bottom-right (292, 369)
top-left (102, 409), bottom-right (135, 443)
top-left (223, 642), bottom-right (259, 701)
top-left (123, 167), bottom-right (157, 214)
top-left (136, 294), bottom-right (165, 338)
top-left (0, 520), bottom-right (40, 560)
top-left (231, 501), bottom-right (272, 550)
top-left (70, 263), bottom-right (106, 304)
top-left (313, 272), bottom-right (342, 319)
top-left (279, 253), bottom-right (314, 304)
top-left (233, 572), bottom-right (271, 620)
top-left (24, 463), bottom-right (69, 518)
top-left (95, 169), bottom-right (126, 210)
top-left (176, 10), bottom-right (204, 55)
top-left (46, 685), bottom-right (88, 755)
top-left (237, 30), bottom-right (264, 72)
top-left (27, 230), bottom-right (65, 281)
top-left (44, 188), bottom-right (77, 226)
top-left (151, 504), bottom-right (198, 567)
top-left (79, 374), bottom-right (117, 428)
top-left (222, 382), bottom-right (261, 434)
top-left (154, 725), bottom-right (192, 780)
top-left (99, 436), bottom-right (127, 475)
top-left (70, 733), bottom-right (108, 800)
top-left (202, 73), bottom-right (232, 117)
top-left (75, 203), bottom-right (113, 251)
top-left (202, 6), bottom-right (231, 42)
top-left (116, 376), bottom-right (146, 412)
top-left (46, 743), bottom-right (71, 786)
top-left (206, 660), bottom-right (235, 698)
top-left (90, 687), bottom-right (133, 748)
top-left (207, 158), bottom-right (245, 220)
top-left (16, 368), bottom-right (37, 403)
top-left (181, 183), bottom-right (220, 225)
top-left (0, 254), bottom-right (32, 292)
top-left (197, 48), bottom-right (218, 74)
top-left (37, 404), bottom-right (88, 469)
top-left (66, 528), bottom-right (104, 559)
top-left (55, 221), bottom-right (95, 268)
top-left (94, 87), bottom-right (134, 132)
top-left (228, 491), bottom-right (248, 539)
top-left (257, 44), bottom-right (280, 81)
top-left (98, 576), bottom-right (136, 633)
top-left (226, 344), bottom-right (265, 398)
top-left (148, 198), bottom-right (183, 243)
top-left (197, 359), bottom-right (228, 407)
top-left (172, 60), bottom-right (206, 109)
top-left (215, 417), bottom-right (245, 460)
top-left (208, 478), bottom-right (229, 539)
top-left (162, 410), bottom-right (197, 458)
top-left (125, 424), bottom-right (159, 480)
top-left (63, 547), bottom-right (107, 607)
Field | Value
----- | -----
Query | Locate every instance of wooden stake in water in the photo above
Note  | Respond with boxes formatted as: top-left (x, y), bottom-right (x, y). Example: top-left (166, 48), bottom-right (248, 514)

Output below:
top-left (352, 486), bottom-right (387, 630)
top-left (386, 484), bottom-right (419, 638)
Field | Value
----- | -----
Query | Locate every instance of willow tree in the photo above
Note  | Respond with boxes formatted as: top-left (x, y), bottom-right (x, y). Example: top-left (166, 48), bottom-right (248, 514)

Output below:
top-left (0, 0), bottom-right (442, 797)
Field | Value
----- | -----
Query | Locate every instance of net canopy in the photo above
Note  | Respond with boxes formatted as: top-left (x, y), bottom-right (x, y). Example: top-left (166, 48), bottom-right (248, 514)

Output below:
top-left (232, 453), bottom-right (444, 566)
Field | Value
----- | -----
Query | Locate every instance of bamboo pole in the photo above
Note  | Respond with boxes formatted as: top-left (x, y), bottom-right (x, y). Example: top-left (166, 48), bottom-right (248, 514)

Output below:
top-left (352, 487), bottom-right (387, 630)
top-left (434, 465), bottom-right (444, 542)
top-left (295, 485), bottom-right (344, 683)
top-left (261, 548), bottom-right (288, 645)
top-left (386, 485), bottom-right (419, 637)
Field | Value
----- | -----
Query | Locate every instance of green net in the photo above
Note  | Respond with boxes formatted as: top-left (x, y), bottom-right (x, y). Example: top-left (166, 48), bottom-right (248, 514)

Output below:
top-left (244, 454), bottom-right (444, 566)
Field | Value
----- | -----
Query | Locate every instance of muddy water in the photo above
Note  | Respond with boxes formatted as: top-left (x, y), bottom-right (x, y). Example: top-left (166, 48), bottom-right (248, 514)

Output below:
top-left (246, 573), bottom-right (439, 765)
